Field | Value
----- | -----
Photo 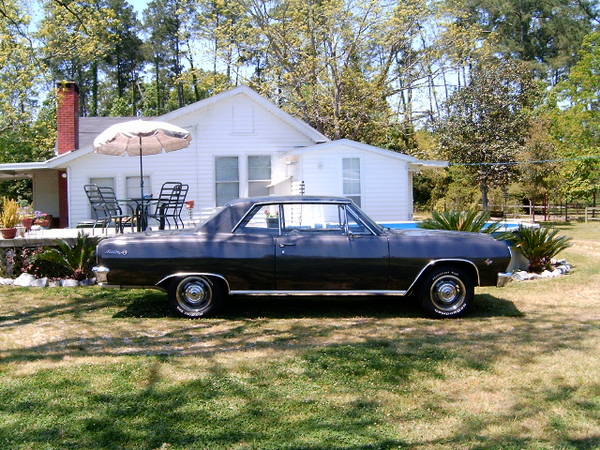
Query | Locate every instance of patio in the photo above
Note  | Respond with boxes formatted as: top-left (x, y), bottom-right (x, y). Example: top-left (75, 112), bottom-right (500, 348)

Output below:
top-left (0, 219), bottom-right (201, 248)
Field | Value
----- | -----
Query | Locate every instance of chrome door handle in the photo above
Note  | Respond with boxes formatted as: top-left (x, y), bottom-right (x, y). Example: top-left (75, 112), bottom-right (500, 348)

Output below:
top-left (279, 243), bottom-right (296, 247)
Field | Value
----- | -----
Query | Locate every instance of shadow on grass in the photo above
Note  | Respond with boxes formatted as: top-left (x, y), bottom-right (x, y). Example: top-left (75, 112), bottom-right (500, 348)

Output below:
top-left (113, 290), bottom-right (523, 320)
top-left (0, 342), bottom-right (425, 448)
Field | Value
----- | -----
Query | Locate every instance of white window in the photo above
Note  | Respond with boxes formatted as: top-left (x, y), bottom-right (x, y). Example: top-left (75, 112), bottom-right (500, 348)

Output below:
top-left (126, 176), bottom-right (152, 199)
top-left (248, 155), bottom-right (271, 197)
top-left (90, 177), bottom-right (115, 190)
top-left (216, 156), bottom-right (239, 206)
top-left (343, 158), bottom-right (361, 207)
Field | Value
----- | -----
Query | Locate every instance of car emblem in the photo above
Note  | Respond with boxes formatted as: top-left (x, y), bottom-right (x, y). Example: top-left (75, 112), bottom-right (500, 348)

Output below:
top-left (104, 249), bottom-right (128, 256)
top-left (484, 258), bottom-right (493, 266)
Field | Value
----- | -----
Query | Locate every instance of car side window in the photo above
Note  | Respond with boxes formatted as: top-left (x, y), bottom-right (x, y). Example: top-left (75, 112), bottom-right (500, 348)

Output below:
top-left (346, 208), bottom-right (371, 234)
top-left (239, 205), bottom-right (280, 233)
top-left (282, 203), bottom-right (345, 233)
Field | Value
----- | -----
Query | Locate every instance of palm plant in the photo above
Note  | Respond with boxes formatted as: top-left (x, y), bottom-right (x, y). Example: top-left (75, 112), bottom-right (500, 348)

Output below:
top-left (419, 210), bottom-right (502, 234)
top-left (36, 232), bottom-right (102, 281)
top-left (503, 226), bottom-right (572, 273)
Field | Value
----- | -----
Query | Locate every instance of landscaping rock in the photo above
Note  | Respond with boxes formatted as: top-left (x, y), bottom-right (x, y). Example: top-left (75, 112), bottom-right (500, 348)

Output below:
top-left (556, 264), bottom-right (571, 274)
top-left (61, 279), bottom-right (79, 287)
top-left (0, 277), bottom-right (14, 285)
top-left (30, 277), bottom-right (48, 287)
top-left (79, 278), bottom-right (95, 286)
top-left (13, 273), bottom-right (36, 287)
top-left (512, 271), bottom-right (531, 281)
top-left (47, 280), bottom-right (61, 287)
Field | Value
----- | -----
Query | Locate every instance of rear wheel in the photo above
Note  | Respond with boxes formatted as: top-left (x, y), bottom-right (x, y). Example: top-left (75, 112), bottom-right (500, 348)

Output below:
top-left (168, 275), bottom-right (224, 318)
top-left (417, 267), bottom-right (473, 318)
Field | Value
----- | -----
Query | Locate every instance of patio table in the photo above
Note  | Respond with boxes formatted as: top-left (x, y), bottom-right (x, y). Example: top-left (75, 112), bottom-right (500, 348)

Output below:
top-left (119, 196), bottom-right (168, 231)
top-left (119, 197), bottom-right (152, 231)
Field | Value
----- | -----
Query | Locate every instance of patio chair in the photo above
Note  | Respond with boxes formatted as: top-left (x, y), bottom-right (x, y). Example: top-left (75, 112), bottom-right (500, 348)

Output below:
top-left (145, 182), bottom-right (189, 230)
top-left (84, 184), bottom-right (135, 234)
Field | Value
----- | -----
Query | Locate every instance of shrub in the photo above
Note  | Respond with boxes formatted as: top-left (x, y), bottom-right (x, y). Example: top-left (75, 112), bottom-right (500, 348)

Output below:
top-left (504, 226), bottom-right (572, 273)
top-left (36, 232), bottom-right (102, 280)
top-left (1, 197), bottom-right (20, 228)
top-left (419, 210), bottom-right (502, 234)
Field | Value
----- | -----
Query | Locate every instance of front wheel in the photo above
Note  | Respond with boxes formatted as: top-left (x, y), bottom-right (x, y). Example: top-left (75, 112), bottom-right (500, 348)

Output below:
top-left (417, 267), bottom-right (474, 318)
top-left (168, 276), bottom-right (224, 318)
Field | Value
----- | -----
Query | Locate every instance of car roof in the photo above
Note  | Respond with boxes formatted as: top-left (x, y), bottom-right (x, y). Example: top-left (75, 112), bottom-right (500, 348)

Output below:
top-left (227, 195), bottom-right (352, 207)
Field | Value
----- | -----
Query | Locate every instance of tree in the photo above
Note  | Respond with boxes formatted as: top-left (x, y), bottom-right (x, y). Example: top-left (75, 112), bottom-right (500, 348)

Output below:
top-left (435, 58), bottom-right (536, 210)
top-left (518, 115), bottom-right (560, 219)
top-left (551, 31), bottom-right (600, 204)
top-left (37, 0), bottom-right (118, 115)
top-left (241, 0), bottom-right (432, 150)
top-left (143, 0), bottom-right (198, 111)
top-left (446, 0), bottom-right (599, 84)
top-left (100, 0), bottom-right (144, 116)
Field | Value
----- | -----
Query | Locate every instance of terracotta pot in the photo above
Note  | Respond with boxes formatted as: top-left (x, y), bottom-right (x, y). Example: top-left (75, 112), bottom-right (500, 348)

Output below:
top-left (22, 217), bottom-right (34, 231)
top-left (1, 228), bottom-right (17, 239)
top-left (35, 218), bottom-right (51, 228)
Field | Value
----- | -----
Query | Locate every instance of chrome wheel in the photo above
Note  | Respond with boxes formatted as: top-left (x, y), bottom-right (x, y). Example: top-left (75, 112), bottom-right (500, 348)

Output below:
top-left (176, 276), bottom-right (213, 315)
top-left (429, 275), bottom-right (466, 313)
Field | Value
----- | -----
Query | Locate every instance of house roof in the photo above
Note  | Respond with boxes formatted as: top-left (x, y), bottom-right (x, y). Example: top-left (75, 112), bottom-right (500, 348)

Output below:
top-left (78, 116), bottom-right (138, 149)
top-left (160, 85), bottom-right (329, 143)
top-left (284, 139), bottom-right (448, 168)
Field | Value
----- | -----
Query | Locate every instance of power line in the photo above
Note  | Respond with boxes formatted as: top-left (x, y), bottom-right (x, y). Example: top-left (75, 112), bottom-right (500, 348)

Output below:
top-left (448, 155), bottom-right (600, 167)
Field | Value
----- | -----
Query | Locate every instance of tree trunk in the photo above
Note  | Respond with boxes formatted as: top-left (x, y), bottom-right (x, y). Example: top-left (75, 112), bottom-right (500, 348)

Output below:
top-left (154, 56), bottom-right (161, 114)
top-left (91, 62), bottom-right (98, 116)
top-left (480, 182), bottom-right (489, 211)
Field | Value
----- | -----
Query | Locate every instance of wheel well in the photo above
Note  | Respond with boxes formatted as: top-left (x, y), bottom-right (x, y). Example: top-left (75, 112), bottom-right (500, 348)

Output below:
top-left (409, 261), bottom-right (479, 294)
top-left (156, 273), bottom-right (230, 293)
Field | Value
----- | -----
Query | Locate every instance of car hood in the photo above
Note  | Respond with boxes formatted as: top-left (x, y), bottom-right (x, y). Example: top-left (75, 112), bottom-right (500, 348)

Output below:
top-left (386, 228), bottom-right (498, 242)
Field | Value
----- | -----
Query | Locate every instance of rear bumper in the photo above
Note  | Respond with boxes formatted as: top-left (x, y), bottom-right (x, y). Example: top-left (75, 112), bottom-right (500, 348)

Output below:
top-left (92, 265), bottom-right (110, 285)
top-left (497, 272), bottom-right (513, 288)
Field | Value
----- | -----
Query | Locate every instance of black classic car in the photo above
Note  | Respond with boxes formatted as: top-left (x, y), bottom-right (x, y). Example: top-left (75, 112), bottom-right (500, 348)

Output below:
top-left (93, 196), bottom-right (513, 319)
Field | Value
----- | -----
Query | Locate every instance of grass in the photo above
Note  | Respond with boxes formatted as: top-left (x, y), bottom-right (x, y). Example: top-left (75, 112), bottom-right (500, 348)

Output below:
top-left (0, 223), bottom-right (598, 449)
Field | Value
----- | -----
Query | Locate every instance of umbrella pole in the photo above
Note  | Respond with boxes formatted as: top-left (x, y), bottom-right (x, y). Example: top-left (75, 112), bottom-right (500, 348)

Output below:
top-left (139, 135), bottom-right (144, 199)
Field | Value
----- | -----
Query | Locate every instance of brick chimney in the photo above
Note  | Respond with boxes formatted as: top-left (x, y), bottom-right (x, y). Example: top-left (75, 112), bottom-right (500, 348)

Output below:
top-left (56, 81), bottom-right (79, 154)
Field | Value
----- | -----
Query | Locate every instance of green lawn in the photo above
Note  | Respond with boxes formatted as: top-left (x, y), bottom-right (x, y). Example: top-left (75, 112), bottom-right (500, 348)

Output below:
top-left (0, 223), bottom-right (599, 449)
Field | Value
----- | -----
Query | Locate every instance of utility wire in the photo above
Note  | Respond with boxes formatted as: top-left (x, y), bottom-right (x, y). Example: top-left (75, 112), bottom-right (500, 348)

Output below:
top-left (448, 155), bottom-right (600, 167)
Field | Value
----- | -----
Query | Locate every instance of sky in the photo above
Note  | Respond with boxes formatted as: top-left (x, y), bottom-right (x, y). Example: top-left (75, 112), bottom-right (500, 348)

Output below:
top-left (129, 0), bottom-right (150, 16)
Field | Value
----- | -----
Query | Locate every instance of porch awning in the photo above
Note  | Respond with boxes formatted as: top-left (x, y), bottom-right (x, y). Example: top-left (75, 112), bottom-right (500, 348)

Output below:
top-left (266, 176), bottom-right (292, 188)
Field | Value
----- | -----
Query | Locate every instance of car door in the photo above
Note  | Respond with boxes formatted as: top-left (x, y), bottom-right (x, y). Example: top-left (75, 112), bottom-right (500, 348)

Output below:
top-left (275, 203), bottom-right (388, 290)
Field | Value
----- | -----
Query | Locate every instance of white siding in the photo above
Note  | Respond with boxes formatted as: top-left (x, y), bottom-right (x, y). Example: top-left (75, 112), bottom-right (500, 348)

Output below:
top-left (66, 93), bottom-right (315, 226)
top-left (297, 144), bottom-right (412, 221)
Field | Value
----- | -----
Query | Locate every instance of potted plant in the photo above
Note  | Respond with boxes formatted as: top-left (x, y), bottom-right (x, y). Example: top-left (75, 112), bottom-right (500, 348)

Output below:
top-left (0, 197), bottom-right (20, 239)
top-left (34, 211), bottom-right (52, 228)
top-left (264, 208), bottom-right (279, 228)
top-left (18, 202), bottom-right (35, 232)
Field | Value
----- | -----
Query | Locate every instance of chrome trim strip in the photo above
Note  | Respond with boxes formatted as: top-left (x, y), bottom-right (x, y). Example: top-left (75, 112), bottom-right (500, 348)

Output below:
top-left (229, 290), bottom-right (408, 296)
top-left (98, 284), bottom-right (165, 291)
top-left (405, 259), bottom-right (481, 294)
top-left (155, 272), bottom-right (231, 292)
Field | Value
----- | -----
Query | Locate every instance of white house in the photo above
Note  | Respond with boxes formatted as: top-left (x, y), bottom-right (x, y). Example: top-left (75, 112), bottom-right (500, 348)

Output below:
top-left (0, 82), bottom-right (446, 227)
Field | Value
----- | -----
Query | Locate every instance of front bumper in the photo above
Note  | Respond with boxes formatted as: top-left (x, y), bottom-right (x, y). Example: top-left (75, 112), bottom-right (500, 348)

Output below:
top-left (92, 265), bottom-right (109, 285)
top-left (497, 272), bottom-right (513, 288)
